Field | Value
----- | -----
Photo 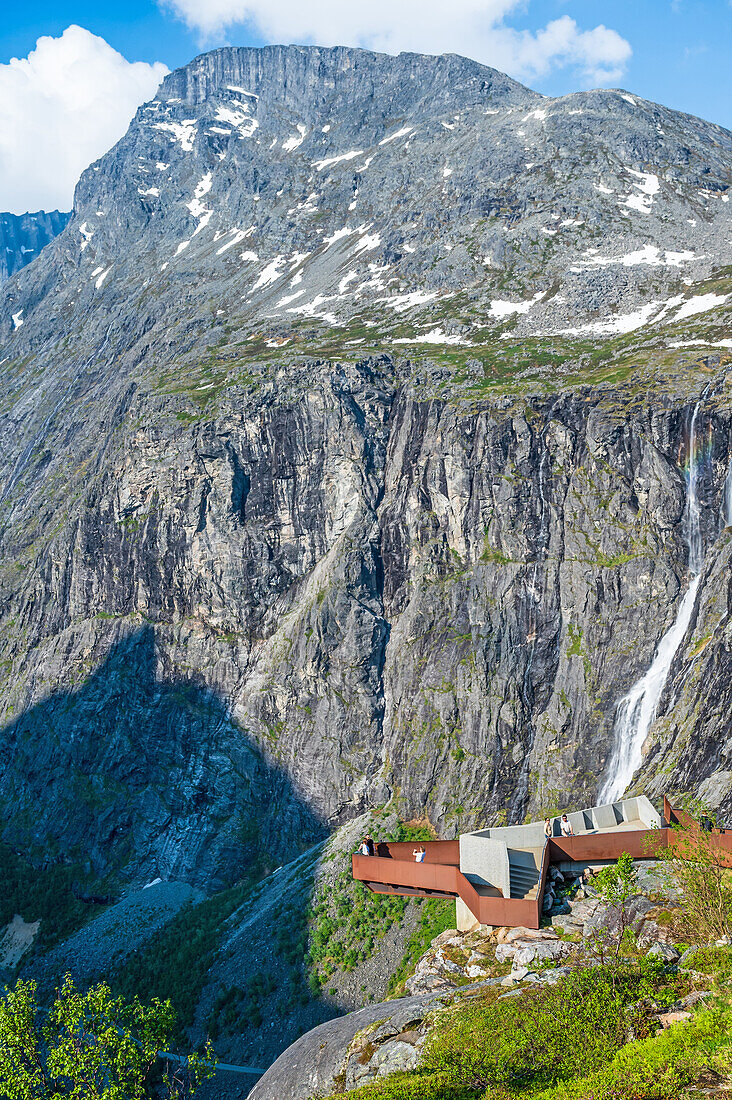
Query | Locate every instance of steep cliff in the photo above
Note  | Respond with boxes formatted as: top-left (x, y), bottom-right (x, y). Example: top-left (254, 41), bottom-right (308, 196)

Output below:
top-left (0, 210), bottom-right (70, 285)
top-left (0, 45), bottom-right (731, 892)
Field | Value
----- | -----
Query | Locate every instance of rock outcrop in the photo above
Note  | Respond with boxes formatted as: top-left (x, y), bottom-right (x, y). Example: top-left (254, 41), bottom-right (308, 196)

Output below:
top-left (248, 990), bottom-right (449, 1100)
top-left (248, 855), bottom-right (698, 1098)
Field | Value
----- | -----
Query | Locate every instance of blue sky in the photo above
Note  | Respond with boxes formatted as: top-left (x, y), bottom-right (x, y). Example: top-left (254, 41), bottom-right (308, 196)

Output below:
top-left (0, 0), bottom-right (730, 211)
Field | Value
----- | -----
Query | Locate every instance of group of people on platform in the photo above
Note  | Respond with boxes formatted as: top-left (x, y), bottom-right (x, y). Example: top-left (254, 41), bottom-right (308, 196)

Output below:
top-left (357, 835), bottom-right (426, 862)
top-left (545, 814), bottom-right (575, 838)
top-left (358, 836), bottom-right (376, 856)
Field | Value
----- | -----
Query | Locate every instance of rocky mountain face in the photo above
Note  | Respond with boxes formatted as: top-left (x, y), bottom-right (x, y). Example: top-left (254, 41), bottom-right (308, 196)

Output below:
top-left (0, 45), bottom-right (731, 892)
top-left (0, 210), bottom-right (70, 285)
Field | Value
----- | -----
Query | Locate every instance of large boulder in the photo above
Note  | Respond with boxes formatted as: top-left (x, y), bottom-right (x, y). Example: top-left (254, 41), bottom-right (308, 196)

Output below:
top-left (658, 1011), bottom-right (692, 1029)
top-left (636, 916), bottom-right (675, 949)
top-left (248, 992), bottom-right (448, 1100)
top-left (632, 861), bottom-right (680, 900)
top-left (582, 895), bottom-right (656, 939)
top-left (406, 944), bottom-right (468, 995)
top-left (514, 940), bottom-right (570, 967)
top-left (646, 942), bottom-right (680, 963)
top-left (496, 929), bottom-right (571, 968)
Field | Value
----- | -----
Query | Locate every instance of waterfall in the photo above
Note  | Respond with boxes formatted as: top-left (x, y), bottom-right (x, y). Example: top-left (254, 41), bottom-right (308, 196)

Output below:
top-left (599, 396), bottom-right (706, 803)
top-left (598, 576), bottom-right (701, 802)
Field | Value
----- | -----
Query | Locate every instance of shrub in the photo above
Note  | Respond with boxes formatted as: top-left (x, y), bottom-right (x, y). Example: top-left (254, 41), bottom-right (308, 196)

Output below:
top-left (324, 1072), bottom-right (474, 1100)
top-left (653, 808), bottom-right (732, 942)
top-left (590, 852), bottom-right (639, 963)
top-left (534, 993), bottom-right (732, 1100)
top-left (679, 944), bottom-right (732, 980)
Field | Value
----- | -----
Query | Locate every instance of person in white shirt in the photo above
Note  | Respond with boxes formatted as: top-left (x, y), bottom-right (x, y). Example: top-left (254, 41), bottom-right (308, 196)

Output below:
top-left (560, 814), bottom-right (574, 837)
top-left (413, 846), bottom-right (426, 863)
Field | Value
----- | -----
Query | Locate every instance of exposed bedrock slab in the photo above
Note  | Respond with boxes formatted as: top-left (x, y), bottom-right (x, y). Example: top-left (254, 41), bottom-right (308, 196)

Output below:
top-left (248, 991), bottom-right (447, 1100)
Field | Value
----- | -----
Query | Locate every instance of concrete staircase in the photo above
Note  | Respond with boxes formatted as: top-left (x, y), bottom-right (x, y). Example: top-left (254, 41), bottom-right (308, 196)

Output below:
top-left (508, 849), bottom-right (542, 900)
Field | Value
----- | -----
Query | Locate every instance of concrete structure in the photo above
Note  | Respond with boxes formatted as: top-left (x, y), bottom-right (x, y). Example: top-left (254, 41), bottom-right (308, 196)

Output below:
top-left (352, 795), bottom-right (731, 930)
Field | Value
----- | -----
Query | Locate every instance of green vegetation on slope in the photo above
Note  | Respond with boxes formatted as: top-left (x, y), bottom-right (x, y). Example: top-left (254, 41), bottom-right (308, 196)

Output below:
top-left (112, 879), bottom-right (259, 1039)
top-left (307, 824), bottom-right (439, 987)
top-left (158, 269), bottom-right (732, 421)
top-left (109, 823), bottom-right (444, 1046)
top-left (387, 900), bottom-right (455, 996)
top-left (324, 955), bottom-right (729, 1100)
top-left (0, 842), bottom-right (99, 951)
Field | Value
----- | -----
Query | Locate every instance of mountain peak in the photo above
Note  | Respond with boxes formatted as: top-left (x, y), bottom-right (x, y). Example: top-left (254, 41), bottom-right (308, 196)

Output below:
top-left (4, 40), bottom-right (731, 360)
top-left (156, 43), bottom-right (538, 113)
top-left (0, 209), bottom-right (70, 285)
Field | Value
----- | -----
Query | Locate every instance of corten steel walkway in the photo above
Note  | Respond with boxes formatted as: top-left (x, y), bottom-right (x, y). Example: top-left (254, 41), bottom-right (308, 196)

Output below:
top-left (352, 796), bottom-right (732, 930)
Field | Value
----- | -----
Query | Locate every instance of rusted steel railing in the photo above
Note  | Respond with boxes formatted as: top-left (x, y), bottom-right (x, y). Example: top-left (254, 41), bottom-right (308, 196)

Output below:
top-left (353, 816), bottom-right (732, 928)
top-left (352, 850), bottom-right (542, 928)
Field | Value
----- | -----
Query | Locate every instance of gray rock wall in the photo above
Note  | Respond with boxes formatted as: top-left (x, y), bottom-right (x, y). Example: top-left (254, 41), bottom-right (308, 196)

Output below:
top-left (1, 350), bottom-right (731, 885)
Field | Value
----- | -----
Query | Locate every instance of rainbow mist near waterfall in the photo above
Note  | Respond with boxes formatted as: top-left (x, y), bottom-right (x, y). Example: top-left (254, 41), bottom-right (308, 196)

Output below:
top-left (598, 396), bottom-right (710, 804)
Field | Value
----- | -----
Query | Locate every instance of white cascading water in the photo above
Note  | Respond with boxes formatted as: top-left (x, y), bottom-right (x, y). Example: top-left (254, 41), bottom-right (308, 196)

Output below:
top-left (599, 397), bottom-right (706, 803)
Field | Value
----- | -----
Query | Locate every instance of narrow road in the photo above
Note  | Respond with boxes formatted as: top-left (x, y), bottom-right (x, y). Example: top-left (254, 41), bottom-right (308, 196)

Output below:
top-left (161, 1052), bottom-right (265, 1076)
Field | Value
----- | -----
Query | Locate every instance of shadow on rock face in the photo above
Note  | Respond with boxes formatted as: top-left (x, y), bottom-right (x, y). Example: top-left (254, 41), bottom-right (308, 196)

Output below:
top-left (0, 625), bottom-right (327, 891)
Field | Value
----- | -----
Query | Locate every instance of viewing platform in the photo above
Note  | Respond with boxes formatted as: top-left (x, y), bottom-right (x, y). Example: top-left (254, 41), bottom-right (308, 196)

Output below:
top-left (352, 795), bottom-right (732, 930)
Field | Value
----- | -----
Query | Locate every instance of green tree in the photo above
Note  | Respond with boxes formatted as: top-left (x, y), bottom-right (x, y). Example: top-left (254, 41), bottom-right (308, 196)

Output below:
top-left (591, 852), bottom-right (638, 962)
top-left (0, 976), bottom-right (214, 1100)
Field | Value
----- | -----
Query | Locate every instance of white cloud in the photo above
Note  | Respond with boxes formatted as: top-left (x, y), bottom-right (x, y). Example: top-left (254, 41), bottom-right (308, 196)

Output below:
top-left (505, 17), bottom-right (632, 85)
top-left (0, 26), bottom-right (168, 213)
top-left (161, 0), bottom-right (631, 85)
